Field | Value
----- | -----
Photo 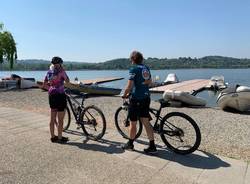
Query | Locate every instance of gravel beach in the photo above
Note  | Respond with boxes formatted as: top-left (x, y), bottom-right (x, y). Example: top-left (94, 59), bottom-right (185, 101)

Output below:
top-left (0, 88), bottom-right (249, 161)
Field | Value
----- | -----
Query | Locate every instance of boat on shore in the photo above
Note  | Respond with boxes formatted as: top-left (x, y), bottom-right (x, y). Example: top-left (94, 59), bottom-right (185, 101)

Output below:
top-left (64, 82), bottom-right (122, 96)
top-left (0, 79), bottom-right (17, 89)
top-left (0, 74), bottom-right (37, 89)
top-left (217, 85), bottom-right (250, 112)
top-left (163, 90), bottom-right (206, 107)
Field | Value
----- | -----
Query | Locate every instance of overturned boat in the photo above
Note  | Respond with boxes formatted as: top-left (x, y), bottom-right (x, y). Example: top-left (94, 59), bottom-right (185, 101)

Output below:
top-left (20, 78), bottom-right (37, 89)
top-left (0, 74), bottom-right (37, 89)
top-left (0, 79), bottom-right (17, 89)
top-left (64, 82), bottom-right (122, 96)
top-left (163, 90), bottom-right (206, 106)
top-left (217, 85), bottom-right (250, 112)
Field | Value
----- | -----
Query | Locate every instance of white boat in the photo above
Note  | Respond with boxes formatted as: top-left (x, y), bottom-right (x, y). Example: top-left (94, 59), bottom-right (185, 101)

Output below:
top-left (163, 90), bottom-right (206, 106)
top-left (217, 85), bottom-right (250, 112)
top-left (0, 79), bottom-right (17, 89)
top-left (151, 73), bottom-right (179, 88)
top-left (208, 75), bottom-right (227, 90)
top-left (20, 79), bottom-right (37, 89)
top-left (0, 74), bottom-right (37, 89)
top-left (164, 73), bottom-right (179, 84)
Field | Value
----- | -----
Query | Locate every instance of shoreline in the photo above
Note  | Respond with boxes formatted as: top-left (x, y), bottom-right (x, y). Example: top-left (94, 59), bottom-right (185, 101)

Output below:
top-left (0, 88), bottom-right (250, 161)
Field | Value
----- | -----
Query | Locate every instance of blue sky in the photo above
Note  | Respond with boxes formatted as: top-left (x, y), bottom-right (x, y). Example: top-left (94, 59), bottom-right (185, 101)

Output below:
top-left (1, 0), bottom-right (250, 62)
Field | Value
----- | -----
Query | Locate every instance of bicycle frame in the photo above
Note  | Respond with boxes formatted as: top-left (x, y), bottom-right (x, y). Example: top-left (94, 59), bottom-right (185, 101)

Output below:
top-left (123, 98), bottom-right (169, 132)
top-left (65, 91), bottom-right (85, 123)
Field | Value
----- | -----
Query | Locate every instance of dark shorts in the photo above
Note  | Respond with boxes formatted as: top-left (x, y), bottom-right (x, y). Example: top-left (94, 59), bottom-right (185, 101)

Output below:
top-left (49, 93), bottom-right (67, 111)
top-left (128, 97), bottom-right (150, 121)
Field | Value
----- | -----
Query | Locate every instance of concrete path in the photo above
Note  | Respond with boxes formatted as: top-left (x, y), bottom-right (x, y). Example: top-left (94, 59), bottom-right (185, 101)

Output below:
top-left (0, 107), bottom-right (249, 184)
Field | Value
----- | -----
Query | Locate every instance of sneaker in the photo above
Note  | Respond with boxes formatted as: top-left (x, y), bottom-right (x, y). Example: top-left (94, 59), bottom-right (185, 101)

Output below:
top-left (144, 146), bottom-right (157, 154)
top-left (57, 136), bottom-right (69, 143)
top-left (50, 136), bottom-right (58, 143)
top-left (122, 142), bottom-right (134, 151)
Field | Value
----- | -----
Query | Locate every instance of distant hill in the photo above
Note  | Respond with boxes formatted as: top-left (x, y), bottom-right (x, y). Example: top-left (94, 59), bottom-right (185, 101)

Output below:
top-left (1, 56), bottom-right (250, 71)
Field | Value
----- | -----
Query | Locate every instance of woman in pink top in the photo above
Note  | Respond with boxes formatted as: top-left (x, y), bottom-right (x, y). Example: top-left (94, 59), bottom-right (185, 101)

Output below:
top-left (44, 56), bottom-right (70, 143)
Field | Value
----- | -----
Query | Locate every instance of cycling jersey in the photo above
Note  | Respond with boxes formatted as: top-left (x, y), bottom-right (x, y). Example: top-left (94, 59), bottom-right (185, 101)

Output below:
top-left (129, 64), bottom-right (151, 99)
top-left (44, 68), bottom-right (68, 95)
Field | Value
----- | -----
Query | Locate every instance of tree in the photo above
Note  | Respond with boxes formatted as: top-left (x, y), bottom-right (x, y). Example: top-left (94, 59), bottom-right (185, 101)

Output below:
top-left (0, 23), bottom-right (17, 69)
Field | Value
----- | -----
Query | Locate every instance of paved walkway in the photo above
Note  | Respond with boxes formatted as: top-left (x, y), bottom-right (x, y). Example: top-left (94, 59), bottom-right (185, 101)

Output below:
top-left (0, 107), bottom-right (249, 184)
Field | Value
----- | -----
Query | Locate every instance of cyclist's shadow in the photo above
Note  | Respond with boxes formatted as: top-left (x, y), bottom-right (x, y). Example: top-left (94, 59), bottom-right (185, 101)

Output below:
top-left (66, 137), bottom-right (125, 154)
top-left (65, 131), bottom-right (230, 170)
top-left (135, 139), bottom-right (231, 170)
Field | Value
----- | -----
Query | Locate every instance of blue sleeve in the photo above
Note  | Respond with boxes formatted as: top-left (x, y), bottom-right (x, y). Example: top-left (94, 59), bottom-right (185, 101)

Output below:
top-left (129, 67), bottom-right (136, 81)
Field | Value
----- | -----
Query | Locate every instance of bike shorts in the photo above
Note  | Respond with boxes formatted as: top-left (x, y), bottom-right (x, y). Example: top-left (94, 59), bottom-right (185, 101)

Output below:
top-left (49, 93), bottom-right (67, 112)
top-left (128, 97), bottom-right (150, 121)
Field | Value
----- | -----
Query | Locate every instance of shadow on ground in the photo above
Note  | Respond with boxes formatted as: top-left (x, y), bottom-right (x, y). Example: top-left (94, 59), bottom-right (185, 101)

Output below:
top-left (135, 139), bottom-right (230, 169)
top-left (65, 134), bottom-right (230, 170)
top-left (66, 137), bottom-right (125, 154)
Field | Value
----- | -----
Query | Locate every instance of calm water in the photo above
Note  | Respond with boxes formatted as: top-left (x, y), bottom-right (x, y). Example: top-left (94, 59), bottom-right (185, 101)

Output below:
top-left (1, 69), bottom-right (250, 107)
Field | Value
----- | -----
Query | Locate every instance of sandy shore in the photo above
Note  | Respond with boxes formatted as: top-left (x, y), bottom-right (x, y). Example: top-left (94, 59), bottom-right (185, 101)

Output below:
top-left (0, 88), bottom-right (250, 161)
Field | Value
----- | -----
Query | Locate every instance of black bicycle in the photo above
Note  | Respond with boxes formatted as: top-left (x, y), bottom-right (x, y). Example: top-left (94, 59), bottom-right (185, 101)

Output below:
top-left (114, 98), bottom-right (201, 155)
top-left (63, 89), bottom-right (106, 140)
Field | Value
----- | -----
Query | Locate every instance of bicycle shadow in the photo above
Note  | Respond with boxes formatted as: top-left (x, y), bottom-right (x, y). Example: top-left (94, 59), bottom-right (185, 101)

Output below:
top-left (64, 129), bottom-right (85, 136)
top-left (135, 139), bottom-right (230, 170)
top-left (66, 137), bottom-right (125, 154)
top-left (65, 133), bottom-right (230, 170)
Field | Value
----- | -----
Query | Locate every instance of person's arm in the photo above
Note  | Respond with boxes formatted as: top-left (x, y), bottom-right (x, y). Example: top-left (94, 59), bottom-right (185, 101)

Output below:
top-left (43, 73), bottom-right (49, 89)
top-left (65, 75), bottom-right (70, 83)
top-left (122, 67), bottom-right (135, 98)
top-left (122, 80), bottom-right (134, 98)
top-left (143, 79), bottom-right (152, 86)
top-left (63, 70), bottom-right (70, 83)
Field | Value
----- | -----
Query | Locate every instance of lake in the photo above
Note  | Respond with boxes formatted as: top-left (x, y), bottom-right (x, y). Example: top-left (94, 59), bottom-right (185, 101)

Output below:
top-left (1, 68), bottom-right (250, 107)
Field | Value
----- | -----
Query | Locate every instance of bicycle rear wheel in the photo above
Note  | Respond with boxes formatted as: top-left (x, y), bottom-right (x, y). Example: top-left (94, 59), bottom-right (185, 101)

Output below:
top-left (63, 106), bottom-right (71, 131)
top-left (160, 112), bottom-right (201, 155)
top-left (80, 105), bottom-right (106, 140)
top-left (114, 106), bottom-right (143, 139)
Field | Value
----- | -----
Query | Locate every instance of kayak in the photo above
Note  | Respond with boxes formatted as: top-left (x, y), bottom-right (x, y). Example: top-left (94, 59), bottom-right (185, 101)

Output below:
top-left (64, 82), bottom-right (122, 96)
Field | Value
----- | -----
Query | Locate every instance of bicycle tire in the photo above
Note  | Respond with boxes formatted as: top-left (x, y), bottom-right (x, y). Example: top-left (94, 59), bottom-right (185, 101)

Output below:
top-left (80, 105), bottom-right (106, 140)
top-left (114, 106), bottom-right (143, 139)
top-left (160, 112), bottom-right (201, 155)
top-left (63, 106), bottom-right (71, 131)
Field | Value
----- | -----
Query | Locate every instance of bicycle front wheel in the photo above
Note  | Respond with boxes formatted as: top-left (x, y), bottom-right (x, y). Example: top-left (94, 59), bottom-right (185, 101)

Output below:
top-left (160, 112), bottom-right (201, 155)
top-left (114, 106), bottom-right (143, 139)
top-left (63, 106), bottom-right (71, 131)
top-left (80, 105), bottom-right (106, 140)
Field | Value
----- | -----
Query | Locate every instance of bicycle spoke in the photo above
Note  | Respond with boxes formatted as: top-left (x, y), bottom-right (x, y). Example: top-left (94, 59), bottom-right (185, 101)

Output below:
top-left (81, 106), bottom-right (106, 140)
top-left (160, 112), bottom-right (201, 154)
top-left (115, 107), bottom-right (143, 139)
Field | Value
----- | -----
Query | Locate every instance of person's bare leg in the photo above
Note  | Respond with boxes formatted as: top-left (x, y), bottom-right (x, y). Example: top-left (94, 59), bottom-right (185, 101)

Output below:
top-left (140, 117), bottom-right (157, 153)
top-left (140, 117), bottom-right (154, 141)
top-left (129, 121), bottom-right (137, 140)
top-left (57, 110), bottom-right (65, 139)
top-left (50, 109), bottom-right (57, 138)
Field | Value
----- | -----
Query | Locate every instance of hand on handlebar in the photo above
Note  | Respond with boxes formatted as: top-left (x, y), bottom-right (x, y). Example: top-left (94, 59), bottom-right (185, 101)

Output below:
top-left (122, 93), bottom-right (130, 99)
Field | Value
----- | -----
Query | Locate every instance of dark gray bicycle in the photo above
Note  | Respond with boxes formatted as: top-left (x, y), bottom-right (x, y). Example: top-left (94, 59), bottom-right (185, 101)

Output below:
top-left (114, 98), bottom-right (201, 155)
top-left (63, 89), bottom-right (106, 140)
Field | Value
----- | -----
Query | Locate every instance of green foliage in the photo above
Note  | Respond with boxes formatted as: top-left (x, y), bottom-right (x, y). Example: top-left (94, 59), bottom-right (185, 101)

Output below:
top-left (1, 56), bottom-right (250, 71)
top-left (0, 23), bottom-right (17, 69)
